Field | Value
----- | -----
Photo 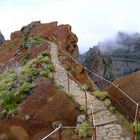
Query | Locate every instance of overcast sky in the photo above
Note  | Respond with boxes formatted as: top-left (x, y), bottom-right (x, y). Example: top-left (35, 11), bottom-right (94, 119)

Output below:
top-left (0, 0), bottom-right (140, 53)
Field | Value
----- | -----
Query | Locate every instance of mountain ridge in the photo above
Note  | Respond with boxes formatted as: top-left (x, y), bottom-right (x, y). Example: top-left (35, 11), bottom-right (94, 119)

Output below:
top-left (80, 31), bottom-right (140, 88)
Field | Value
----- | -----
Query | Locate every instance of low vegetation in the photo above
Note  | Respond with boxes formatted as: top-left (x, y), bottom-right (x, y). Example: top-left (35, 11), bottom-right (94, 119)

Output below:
top-left (79, 105), bottom-right (86, 113)
top-left (93, 90), bottom-right (116, 113)
top-left (23, 52), bottom-right (30, 60)
top-left (55, 84), bottom-right (63, 90)
top-left (75, 121), bottom-right (92, 137)
top-left (66, 64), bottom-right (72, 72)
top-left (93, 90), bottom-right (108, 100)
top-left (0, 50), bottom-right (54, 117)
top-left (104, 98), bottom-right (111, 108)
top-left (23, 36), bottom-right (44, 48)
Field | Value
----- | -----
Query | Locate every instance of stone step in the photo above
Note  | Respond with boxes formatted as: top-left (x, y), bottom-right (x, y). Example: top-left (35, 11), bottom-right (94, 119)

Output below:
top-left (95, 118), bottom-right (118, 126)
top-left (88, 106), bottom-right (107, 115)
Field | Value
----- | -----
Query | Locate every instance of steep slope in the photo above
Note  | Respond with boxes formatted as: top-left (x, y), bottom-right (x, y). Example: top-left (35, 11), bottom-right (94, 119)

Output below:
top-left (107, 70), bottom-right (140, 120)
top-left (48, 41), bottom-right (131, 140)
top-left (80, 47), bottom-right (114, 88)
top-left (0, 21), bottom-right (82, 140)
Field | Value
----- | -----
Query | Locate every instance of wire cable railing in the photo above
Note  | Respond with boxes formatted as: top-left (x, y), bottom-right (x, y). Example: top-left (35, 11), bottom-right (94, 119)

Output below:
top-left (55, 63), bottom-right (96, 140)
top-left (41, 125), bottom-right (97, 140)
top-left (59, 49), bottom-right (139, 140)
top-left (42, 41), bottom-right (97, 140)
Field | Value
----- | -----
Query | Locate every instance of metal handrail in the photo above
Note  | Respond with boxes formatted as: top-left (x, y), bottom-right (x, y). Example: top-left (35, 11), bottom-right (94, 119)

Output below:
top-left (41, 64), bottom-right (96, 140)
top-left (59, 49), bottom-right (139, 138)
top-left (41, 125), bottom-right (97, 140)
top-left (41, 126), bottom-right (61, 140)
top-left (55, 63), bottom-right (96, 129)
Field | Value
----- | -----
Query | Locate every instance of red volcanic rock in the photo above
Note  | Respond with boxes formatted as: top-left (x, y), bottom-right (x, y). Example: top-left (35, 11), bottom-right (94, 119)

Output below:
top-left (11, 31), bottom-right (24, 40)
top-left (53, 24), bottom-right (78, 60)
top-left (0, 21), bottom-right (79, 68)
top-left (12, 42), bottom-right (49, 66)
top-left (107, 70), bottom-right (140, 120)
top-left (0, 77), bottom-right (79, 140)
top-left (0, 37), bottom-right (24, 65)
top-left (29, 21), bottom-right (58, 38)
top-left (30, 22), bottom-right (79, 60)
top-left (60, 53), bottom-right (94, 90)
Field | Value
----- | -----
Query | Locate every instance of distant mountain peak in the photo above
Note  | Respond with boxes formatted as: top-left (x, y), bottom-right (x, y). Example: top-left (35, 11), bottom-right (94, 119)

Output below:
top-left (0, 31), bottom-right (5, 46)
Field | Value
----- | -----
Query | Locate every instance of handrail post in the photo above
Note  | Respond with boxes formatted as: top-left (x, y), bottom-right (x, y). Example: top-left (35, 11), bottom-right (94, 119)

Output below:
top-left (84, 90), bottom-right (88, 119)
top-left (135, 105), bottom-right (139, 140)
top-left (132, 124), bottom-right (136, 140)
top-left (93, 127), bottom-right (96, 140)
top-left (67, 72), bottom-right (70, 94)
top-left (58, 126), bottom-right (62, 140)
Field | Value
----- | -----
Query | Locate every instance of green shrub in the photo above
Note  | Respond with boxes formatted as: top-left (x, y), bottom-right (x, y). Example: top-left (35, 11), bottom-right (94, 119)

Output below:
top-left (40, 71), bottom-right (49, 78)
top-left (21, 67), bottom-right (39, 82)
top-left (79, 105), bottom-right (86, 112)
top-left (46, 64), bottom-right (54, 72)
top-left (104, 99), bottom-right (111, 108)
top-left (76, 121), bottom-right (92, 137)
top-left (14, 91), bottom-right (27, 103)
top-left (109, 106), bottom-right (116, 113)
top-left (66, 65), bottom-right (72, 71)
top-left (8, 47), bottom-right (12, 52)
top-left (55, 84), bottom-right (63, 90)
top-left (138, 123), bottom-right (140, 133)
top-left (0, 91), bottom-right (17, 111)
top-left (41, 51), bottom-right (49, 57)
top-left (23, 36), bottom-right (44, 48)
top-left (93, 90), bottom-right (108, 100)
top-left (0, 72), bottom-right (16, 91)
top-left (41, 57), bottom-right (51, 64)
top-left (19, 82), bottom-right (32, 95)
top-left (66, 93), bottom-right (74, 100)
top-left (23, 52), bottom-right (30, 60)
top-left (1, 72), bottom-right (16, 84)
top-left (0, 86), bottom-right (5, 92)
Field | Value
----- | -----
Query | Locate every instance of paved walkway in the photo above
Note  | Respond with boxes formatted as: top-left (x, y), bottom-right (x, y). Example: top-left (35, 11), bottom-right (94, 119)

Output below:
top-left (49, 42), bottom-right (131, 140)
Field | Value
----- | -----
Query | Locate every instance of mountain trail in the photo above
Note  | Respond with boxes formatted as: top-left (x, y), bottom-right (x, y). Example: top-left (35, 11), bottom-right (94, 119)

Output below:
top-left (49, 42), bottom-right (131, 140)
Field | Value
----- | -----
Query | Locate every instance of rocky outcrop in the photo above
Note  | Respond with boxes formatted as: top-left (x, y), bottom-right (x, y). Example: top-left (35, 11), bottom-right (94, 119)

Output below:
top-left (80, 47), bottom-right (115, 88)
top-left (30, 22), bottom-right (79, 60)
top-left (0, 21), bottom-right (79, 69)
top-left (11, 31), bottom-right (24, 40)
top-left (20, 21), bottom-right (41, 37)
top-left (0, 31), bottom-right (5, 46)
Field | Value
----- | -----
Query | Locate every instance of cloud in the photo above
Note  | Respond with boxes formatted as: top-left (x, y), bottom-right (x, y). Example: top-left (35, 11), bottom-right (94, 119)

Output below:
top-left (1, 0), bottom-right (140, 53)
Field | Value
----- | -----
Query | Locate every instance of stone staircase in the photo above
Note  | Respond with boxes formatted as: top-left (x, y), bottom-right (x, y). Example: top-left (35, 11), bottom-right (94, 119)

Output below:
top-left (49, 42), bottom-right (131, 140)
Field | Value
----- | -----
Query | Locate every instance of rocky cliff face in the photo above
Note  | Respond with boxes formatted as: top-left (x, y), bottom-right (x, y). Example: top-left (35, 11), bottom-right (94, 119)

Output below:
top-left (80, 32), bottom-right (140, 88)
top-left (80, 47), bottom-right (115, 88)
top-left (0, 31), bottom-right (5, 46)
